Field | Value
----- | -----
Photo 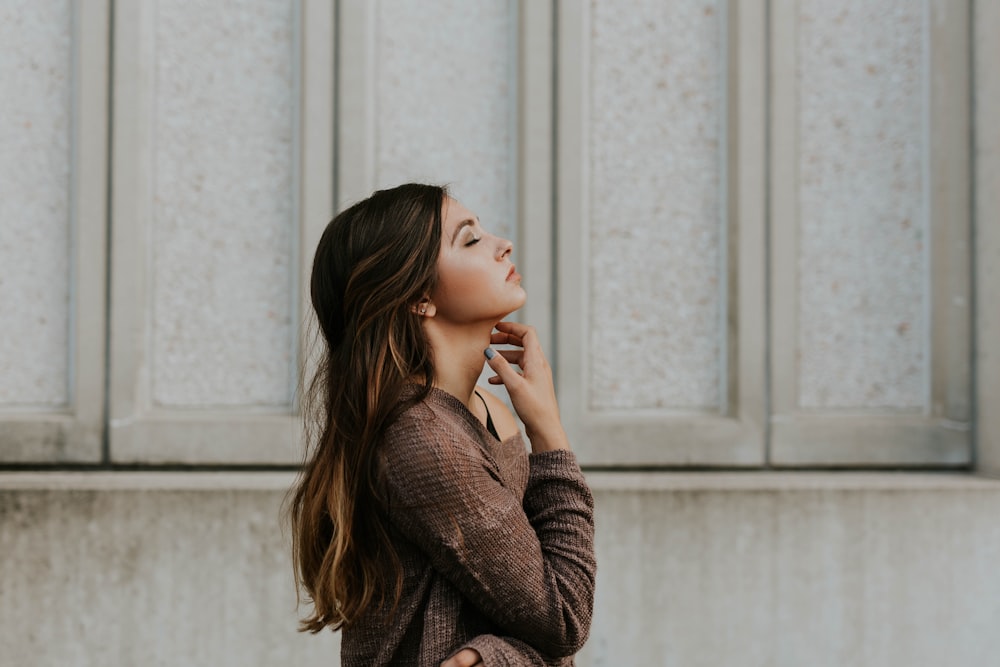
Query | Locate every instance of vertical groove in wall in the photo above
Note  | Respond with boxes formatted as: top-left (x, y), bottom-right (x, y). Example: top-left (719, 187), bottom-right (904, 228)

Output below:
top-left (332, 0), bottom-right (340, 211)
top-left (968, 0), bottom-right (978, 469)
top-left (508, 0), bottom-right (519, 322)
top-left (68, 0), bottom-right (80, 411)
top-left (288, 0), bottom-right (303, 409)
top-left (102, 0), bottom-right (116, 466)
top-left (763, 0), bottom-right (773, 467)
top-left (720, 0), bottom-right (731, 420)
top-left (551, 0), bottom-right (560, 383)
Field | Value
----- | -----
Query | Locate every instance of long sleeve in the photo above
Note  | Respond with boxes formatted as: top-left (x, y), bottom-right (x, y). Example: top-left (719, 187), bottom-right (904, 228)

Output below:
top-left (459, 634), bottom-right (564, 667)
top-left (381, 419), bottom-right (596, 658)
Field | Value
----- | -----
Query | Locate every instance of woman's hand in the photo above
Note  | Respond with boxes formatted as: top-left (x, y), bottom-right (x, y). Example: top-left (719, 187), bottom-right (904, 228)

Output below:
top-left (484, 321), bottom-right (570, 453)
top-left (441, 648), bottom-right (483, 667)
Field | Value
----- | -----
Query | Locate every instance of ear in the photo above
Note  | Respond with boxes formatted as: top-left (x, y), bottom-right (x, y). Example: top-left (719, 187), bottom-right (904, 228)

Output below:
top-left (410, 297), bottom-right (436, 318)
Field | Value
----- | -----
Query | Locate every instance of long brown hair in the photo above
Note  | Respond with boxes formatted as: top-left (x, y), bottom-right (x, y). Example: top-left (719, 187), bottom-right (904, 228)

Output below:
top-left (288, 183), bottom-right (446, 632)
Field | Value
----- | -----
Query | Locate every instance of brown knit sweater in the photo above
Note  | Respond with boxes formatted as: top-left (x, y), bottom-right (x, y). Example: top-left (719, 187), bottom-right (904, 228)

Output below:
top-left (340, 387), bottom-right (596, 666)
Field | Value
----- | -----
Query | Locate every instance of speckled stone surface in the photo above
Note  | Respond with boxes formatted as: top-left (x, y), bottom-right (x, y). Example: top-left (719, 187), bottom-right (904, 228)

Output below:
top-left (4, 476), bottom-right (1000, 666)
top-left (797, 0), bottom-right (927, 409)
top-left (0, 485), bottom-right (340, 666)
top-left (151, 0), bottom-right (295, 408)
top-left (587, 0), bottom-right (724, 411)
top-left (0, 0), bottom-right (72, 408)
top-left (375, 0), bottom-right (515, 244)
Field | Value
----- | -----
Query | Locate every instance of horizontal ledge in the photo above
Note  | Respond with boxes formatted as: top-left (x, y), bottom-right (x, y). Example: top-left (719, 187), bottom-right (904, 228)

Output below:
top-left (0, 471), bottom-right (299, 491)
top-left (1, 471), bottom-right (999, 492)
top-left (583, 471), bottom-right (1000, 492)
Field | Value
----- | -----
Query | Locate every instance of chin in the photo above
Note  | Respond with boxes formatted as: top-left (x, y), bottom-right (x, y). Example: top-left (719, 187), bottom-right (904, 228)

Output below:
top-left (506, 289), bottom-right (528, 315)
top-left (487, 301), bottom-right (525, 324)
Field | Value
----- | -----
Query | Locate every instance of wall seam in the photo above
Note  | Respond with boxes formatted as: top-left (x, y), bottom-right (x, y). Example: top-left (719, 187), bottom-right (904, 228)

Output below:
top-left (101, 0), bottom-right (116, 467)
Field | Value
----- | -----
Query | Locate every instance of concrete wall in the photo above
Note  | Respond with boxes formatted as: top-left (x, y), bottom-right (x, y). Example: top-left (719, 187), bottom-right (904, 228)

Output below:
top-left (3, 473), bottom-right (999, 667)
top-left (3, 1), bottom-right (999, 665)
top-left (0, 474), bottom-right (339, 667)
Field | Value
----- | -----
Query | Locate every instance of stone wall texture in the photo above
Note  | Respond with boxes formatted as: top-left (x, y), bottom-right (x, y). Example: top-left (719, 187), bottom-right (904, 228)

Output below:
top-left (150, 0), bottom-right (297, 408)
top-left (1, 1), bottom-right (996, 665)
top-left (796, 0), bottom-right (927, 410)
top-left (0, 0), bottom-right (72, 408)
top-left (588, 0), bottom-right (724, 411)
top-left (375, 0), bottom-right (515, 244)
top-left (2, 475), bottom-right (999, 667)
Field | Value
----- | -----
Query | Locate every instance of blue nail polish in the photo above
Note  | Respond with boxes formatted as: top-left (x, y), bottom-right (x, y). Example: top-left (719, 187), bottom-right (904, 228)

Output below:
top-left (484, 348), bottom-right (495, 360)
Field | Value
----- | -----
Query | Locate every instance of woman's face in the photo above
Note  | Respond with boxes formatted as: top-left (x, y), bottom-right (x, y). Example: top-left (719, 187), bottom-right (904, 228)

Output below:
top-left (429, 197), bottom-right (526, 325)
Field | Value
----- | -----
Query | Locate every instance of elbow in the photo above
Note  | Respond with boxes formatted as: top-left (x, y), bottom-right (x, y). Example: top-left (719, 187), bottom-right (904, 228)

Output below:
top-left (533, 625), bottom-right (590, 658)
top-left (535, 561), bottom-right (596, 656)
top-left (529, 602), bottom-right (593, 657)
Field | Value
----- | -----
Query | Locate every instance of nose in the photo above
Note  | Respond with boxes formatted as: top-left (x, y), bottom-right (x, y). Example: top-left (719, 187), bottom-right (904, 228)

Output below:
top-left (497, 237), bottom-right (513, 260)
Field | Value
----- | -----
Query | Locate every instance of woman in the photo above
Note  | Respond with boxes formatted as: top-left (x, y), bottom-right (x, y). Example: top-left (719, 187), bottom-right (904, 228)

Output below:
top-left (288, 183), bottom-right (596, 666)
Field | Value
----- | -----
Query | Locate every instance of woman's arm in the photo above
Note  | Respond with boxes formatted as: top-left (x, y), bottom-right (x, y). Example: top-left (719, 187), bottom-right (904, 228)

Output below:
top-left (383, 320), bottom-right (595, 657)
top-left (382, 425), bottom-right (594, 658)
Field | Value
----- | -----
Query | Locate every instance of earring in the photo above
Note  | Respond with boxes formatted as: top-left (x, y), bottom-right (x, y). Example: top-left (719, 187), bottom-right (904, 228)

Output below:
top-left (419, 304), bottom-right (427, 315)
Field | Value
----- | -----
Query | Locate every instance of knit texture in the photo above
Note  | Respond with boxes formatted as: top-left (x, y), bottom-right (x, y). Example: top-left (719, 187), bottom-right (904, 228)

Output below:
top-left (340, 386), bottom-right (596, 666)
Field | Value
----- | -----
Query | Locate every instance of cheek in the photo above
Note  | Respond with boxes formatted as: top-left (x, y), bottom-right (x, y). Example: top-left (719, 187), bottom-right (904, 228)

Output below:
top-left (437, 257), bottom-right (487, 303)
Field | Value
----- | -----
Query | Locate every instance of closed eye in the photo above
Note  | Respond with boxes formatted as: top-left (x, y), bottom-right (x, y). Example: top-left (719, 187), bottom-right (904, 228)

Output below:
top-left (464, 236), bottom-right (481, 247)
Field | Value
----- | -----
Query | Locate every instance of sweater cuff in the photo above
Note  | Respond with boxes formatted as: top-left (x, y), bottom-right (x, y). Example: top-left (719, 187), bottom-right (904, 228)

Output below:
top-left (459, 635), bottom-right (548, 667)
top-left (523, 449), bottom-right (593, 520)
top-left (527, 448), bottom-right (580, 472)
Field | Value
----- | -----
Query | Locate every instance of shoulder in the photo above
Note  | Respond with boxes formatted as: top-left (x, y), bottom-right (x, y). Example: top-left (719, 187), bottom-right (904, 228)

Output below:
top-left (380, 395), bottom-right (499, 499)
top-left (381, 392), bottom-right (479, 465)
top-left (384, 395), bottom-right (457, 446)
top-left (476, 386), bottom-right (520, 441)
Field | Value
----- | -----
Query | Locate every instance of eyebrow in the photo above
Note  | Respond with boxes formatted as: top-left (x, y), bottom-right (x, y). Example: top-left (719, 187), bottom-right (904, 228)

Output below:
top-left (450, 218), bottom-right (478, 245)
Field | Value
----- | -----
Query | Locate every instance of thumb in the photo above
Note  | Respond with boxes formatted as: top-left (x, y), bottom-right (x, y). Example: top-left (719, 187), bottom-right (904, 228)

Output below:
top-left (441, 648), bottom-right (482, 667)
top-left (484, 348), bottom-right (520, 388)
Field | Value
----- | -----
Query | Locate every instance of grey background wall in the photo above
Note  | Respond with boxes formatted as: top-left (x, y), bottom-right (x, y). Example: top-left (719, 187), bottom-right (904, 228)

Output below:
top-left (2, 0), bottom-right (998, 665)
top-left (4, 473), bottom-right (1000, 666)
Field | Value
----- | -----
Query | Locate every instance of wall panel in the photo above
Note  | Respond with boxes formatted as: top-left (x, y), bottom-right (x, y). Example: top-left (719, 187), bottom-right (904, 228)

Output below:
top-left (109, 0), bottom-right (334, 463)
top-left (769, 0), bottom-right (971, 465)
top-left (150, 0), bottom-right (296, 408)
top-left (556, 0), bottom-right (766, 465)
top-left (0, 0), bottom-right (108, 462)
top-left (0, 0), bottom-right (73, 409)
top-left (797, 0), bottom-right (927, 410)
top-left (588, 0), bottom-right (724, 411)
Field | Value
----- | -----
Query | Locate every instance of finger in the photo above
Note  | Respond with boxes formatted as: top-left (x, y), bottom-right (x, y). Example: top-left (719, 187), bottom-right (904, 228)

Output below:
top-left (490, 330), bottom-right (523, 347)
top-left (484, 348), bottom-right (524, 390)
top-left (497, 349), bottom-right (523, 365)
top-left (495, 321), bottom-right (543, 359)
top-left (493, 320), bottom-right (533, 342)
top-left (440, 649), bottom-right (481, 667)
top-left (488, 369), bottom-right (523, 384)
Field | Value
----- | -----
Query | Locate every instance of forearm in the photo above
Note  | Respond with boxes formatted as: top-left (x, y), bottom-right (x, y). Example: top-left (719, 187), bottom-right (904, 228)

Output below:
top-left (520, 449), bottom-right (596, 653)
top-left (386, 421), bottom-right (596, 655)
top-left (524, 422), bottom-right (570, 453)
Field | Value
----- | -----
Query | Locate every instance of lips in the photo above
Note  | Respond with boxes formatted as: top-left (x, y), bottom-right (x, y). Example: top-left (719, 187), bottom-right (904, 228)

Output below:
top-left (506, 265), bottom-right (521, 282)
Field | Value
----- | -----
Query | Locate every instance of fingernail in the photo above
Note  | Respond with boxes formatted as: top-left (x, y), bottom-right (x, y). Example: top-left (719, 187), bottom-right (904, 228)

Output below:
top-left (483, 348), bottom-right (496, 360)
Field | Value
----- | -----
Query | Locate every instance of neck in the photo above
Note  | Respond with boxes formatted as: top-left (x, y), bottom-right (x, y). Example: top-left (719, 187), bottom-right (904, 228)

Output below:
top-left (422, 320), bottom-right (494, 408)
